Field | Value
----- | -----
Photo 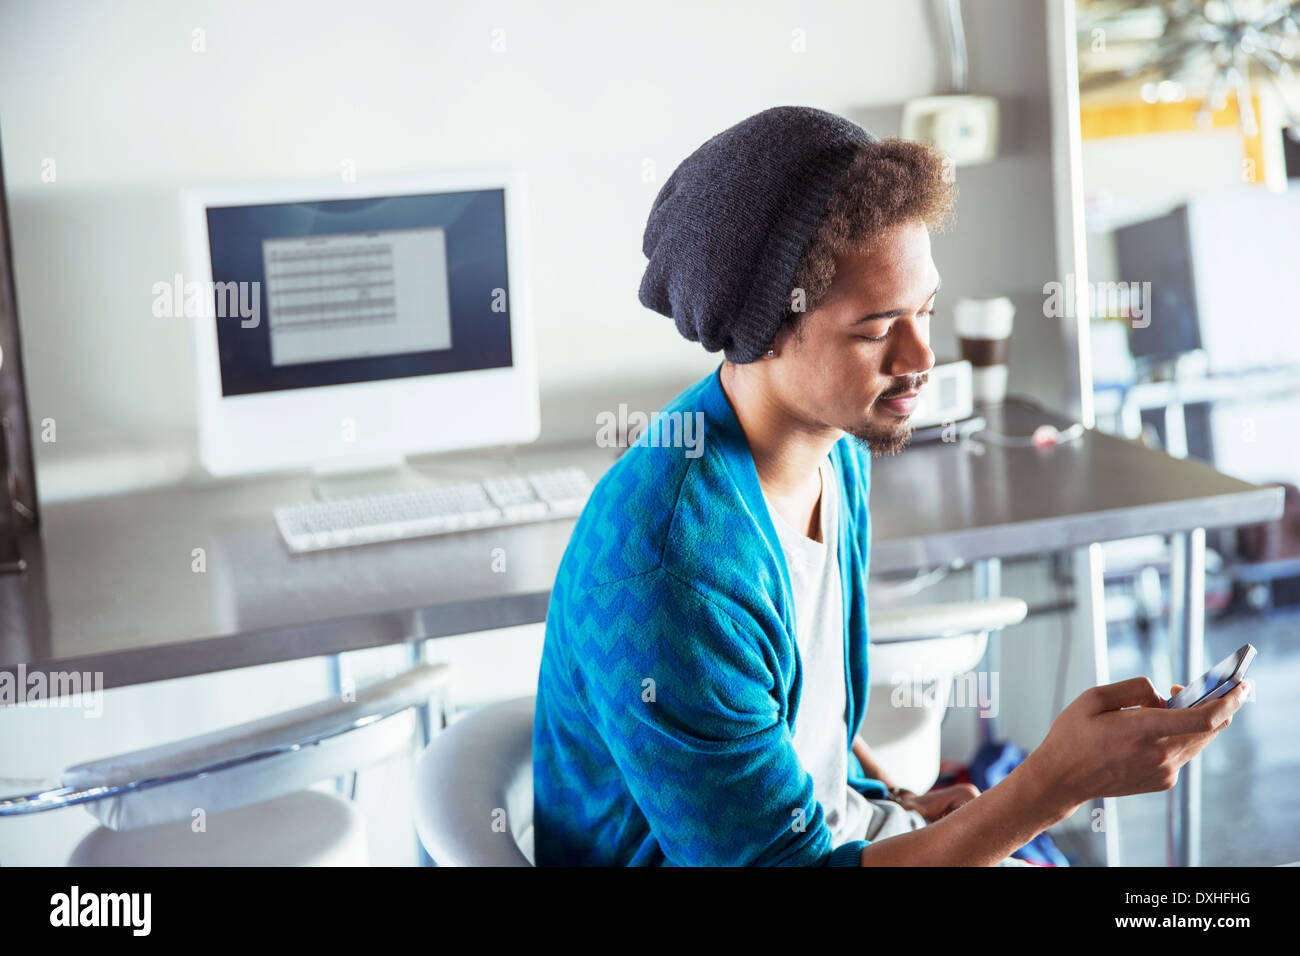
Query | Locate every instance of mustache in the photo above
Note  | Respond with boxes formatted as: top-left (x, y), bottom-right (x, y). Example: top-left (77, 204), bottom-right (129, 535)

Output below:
top-left (879, 373), bottom-right (928, 399)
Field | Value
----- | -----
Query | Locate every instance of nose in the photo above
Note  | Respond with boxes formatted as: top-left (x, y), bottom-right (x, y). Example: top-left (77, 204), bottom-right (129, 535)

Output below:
top-left (885, 315), bottom-right (935, 380)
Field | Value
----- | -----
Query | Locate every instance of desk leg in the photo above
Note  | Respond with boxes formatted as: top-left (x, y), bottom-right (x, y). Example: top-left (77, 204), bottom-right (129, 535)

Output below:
top-left (408, 637), bottom-right (436, 868)
top-left (973, 558), bottom-right (1002, 745)
top-left (326, 654), bottom-right (348, 796)
top-left (1075, 543), bottom-right (1122, 867)
top-left (1167, 528), bottom-right (1205, 867)
top-left (409, 638), bottom-right (436, 752)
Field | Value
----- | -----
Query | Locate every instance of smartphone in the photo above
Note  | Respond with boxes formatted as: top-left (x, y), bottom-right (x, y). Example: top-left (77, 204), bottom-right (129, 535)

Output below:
top-left (1165, 643), bottom-right (1256, 709)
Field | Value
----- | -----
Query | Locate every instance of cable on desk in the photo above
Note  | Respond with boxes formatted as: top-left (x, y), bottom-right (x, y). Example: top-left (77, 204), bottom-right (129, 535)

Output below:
top-left (971, 422), bottom-right (1085, 448)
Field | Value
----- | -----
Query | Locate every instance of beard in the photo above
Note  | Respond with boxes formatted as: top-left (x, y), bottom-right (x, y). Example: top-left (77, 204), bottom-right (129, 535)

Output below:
top-left (845, 417), bottom-right (914, 457)
top-left (846, 374), bottom-right (928, 456)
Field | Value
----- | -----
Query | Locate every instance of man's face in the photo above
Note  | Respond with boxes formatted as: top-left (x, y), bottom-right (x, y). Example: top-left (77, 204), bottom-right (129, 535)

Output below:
top-left (770, 219), bottom-right (938, 456)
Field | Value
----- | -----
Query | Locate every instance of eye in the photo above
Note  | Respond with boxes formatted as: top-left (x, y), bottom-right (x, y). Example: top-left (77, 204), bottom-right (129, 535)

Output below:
top-left (858, 308), bottom-right (936, 343)
top-left (856, 322), bottom-right (893, 343)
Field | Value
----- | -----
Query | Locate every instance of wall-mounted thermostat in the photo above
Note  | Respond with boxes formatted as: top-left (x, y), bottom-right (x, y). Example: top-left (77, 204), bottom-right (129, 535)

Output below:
top-left (900, 94), bottom-right (999, 165)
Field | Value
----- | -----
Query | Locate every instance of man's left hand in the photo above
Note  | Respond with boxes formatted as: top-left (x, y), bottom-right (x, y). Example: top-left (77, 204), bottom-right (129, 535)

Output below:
top-left (900, 783), bottom-right (981, 823)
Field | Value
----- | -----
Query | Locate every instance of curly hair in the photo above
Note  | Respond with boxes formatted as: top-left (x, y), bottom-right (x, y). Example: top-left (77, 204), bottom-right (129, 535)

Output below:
top-left (782, 138), bottom-right (956, 344)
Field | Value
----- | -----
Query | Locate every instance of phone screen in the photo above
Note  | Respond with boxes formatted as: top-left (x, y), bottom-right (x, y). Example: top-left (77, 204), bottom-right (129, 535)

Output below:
top-left (1166, 645), bottom-right (1254, 709)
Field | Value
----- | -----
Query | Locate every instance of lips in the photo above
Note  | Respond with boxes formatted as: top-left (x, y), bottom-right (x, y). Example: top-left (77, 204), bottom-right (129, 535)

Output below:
top-left (878, 391), bottom-right (920, 415)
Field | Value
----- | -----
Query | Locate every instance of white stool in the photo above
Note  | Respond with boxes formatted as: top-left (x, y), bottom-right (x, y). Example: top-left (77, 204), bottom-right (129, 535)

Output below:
top-left (860, 598), bottom-right (1027, 793)
top-left (68, 789), bottom-right (368, 866)
top-left (0, 665), bottom-right (456, 866)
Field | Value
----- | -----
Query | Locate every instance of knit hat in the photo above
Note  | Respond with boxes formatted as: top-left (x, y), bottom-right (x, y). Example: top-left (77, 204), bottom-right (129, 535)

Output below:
top-left (639, 106), bottom-right (878, 364)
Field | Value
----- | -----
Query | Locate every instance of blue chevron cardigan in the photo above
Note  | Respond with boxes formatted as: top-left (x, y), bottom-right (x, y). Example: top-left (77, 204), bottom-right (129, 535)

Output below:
top-left (533, 362), bottom-right (888, 866)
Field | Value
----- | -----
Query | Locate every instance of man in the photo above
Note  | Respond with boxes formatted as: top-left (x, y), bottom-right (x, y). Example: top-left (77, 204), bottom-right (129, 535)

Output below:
top-left (532, 106), bottom-right (1248, 866)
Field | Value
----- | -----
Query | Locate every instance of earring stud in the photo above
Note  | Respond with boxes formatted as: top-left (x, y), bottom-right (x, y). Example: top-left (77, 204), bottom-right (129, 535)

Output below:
top-left (767, 349), bottom-right (775, 357)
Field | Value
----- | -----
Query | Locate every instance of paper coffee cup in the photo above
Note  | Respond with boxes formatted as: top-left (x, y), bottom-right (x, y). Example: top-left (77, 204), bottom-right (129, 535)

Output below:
top-left (955, 297), bottom-right (1015, 404)
top-left (970, 365), bottom-right (1009, 404)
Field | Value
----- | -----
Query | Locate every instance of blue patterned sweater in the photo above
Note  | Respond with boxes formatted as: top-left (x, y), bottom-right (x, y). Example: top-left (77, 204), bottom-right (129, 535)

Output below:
top-left (533, 362), bottom-right (888, 866)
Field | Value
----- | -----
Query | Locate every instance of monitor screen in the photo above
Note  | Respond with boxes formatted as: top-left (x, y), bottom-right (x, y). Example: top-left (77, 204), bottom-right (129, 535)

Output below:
top-left (205, 188), bottom-right (514, 397)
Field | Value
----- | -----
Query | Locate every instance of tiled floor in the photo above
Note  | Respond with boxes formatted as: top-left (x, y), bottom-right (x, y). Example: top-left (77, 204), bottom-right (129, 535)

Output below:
top-left (1053, 603), bottom-right (1300, 867)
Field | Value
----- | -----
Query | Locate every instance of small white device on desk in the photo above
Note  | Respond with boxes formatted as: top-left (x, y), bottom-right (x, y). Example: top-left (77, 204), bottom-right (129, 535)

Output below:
top-left (906, 358), bottom-right (985, 445)
top-left (909, 357), bottom-right (973, 428)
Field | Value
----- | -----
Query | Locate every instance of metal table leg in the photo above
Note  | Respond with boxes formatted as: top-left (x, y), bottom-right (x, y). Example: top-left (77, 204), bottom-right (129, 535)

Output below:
top-left (326, 653), bottom-right (348, 795)
top-left (1167, 528), bottom-right (1205, 867)
top-left (973, 558), bottom-right (1002, 744)
top-left (408, 628), bottom-right (437, 868)
top-left (408, 638), bottom-right (437, 754)
top-left (1078, 542), bottom-right (1122, 866)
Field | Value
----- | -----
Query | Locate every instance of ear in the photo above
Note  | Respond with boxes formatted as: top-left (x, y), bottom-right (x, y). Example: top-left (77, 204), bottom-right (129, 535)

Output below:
top-left (771, 317), bottom-right (805, 355)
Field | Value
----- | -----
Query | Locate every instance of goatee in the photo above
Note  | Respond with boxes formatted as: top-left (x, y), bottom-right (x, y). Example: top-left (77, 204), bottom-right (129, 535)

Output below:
top-left (845, 421), bottom-right (913, 457)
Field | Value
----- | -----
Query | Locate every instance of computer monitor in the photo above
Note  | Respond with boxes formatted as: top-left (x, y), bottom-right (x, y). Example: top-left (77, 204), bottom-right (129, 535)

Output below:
top-left (184, 170), bottom-right (538, 480)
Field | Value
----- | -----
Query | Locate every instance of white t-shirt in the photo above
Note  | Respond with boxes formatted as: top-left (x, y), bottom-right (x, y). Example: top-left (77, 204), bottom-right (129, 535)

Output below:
top-left (762, 456), bottom-right (870, 845)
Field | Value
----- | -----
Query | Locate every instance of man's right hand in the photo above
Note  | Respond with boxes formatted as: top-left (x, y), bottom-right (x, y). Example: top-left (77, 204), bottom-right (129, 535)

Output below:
top-left (1025, 676), bottom-right (1250, 812)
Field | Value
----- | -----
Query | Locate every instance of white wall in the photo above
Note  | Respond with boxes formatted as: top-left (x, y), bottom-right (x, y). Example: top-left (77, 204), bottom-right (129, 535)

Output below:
top-left (0, 0), bottom-right (1068, 496)
top-left (0, 0), bottom-right (1077, 864)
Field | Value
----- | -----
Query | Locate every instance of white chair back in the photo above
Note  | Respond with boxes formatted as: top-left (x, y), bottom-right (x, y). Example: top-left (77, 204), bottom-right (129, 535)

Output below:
top-left (412, 694), bottom-right (534, 866)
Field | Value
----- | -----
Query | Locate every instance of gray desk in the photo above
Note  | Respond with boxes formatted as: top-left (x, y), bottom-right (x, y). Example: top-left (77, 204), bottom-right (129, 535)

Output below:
top-left (0, 400), bottom-right (1283, 865)
top-left (868, 404), bottom-right (1279, 573)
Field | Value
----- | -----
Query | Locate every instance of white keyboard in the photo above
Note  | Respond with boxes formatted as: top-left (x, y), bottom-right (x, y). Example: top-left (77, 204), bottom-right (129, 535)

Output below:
top-left (274, 466), bottom-right (595, 554)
